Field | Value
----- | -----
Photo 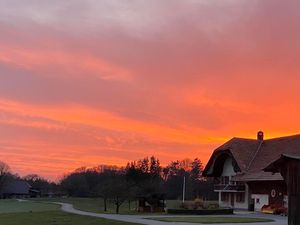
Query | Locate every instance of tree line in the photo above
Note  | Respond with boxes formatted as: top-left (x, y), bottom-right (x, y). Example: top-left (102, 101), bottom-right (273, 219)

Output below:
top-left (0, 157), bottom-right (217, 213)
top-left (0, 161), bottom-right (59, 197)
top-left (60, 157), bottom-right (217, 213)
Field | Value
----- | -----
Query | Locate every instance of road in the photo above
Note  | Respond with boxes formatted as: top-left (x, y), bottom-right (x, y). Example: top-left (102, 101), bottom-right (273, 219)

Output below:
top-left (57, 202), bottom-right (287, 225)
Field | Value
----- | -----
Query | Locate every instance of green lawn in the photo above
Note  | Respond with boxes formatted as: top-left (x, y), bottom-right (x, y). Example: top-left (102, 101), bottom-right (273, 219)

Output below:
top-left (0, 199), bottom-right (59, 213)
top-left (0, 211), bottom-right (141, 225)
top-left (0, 199), bottom-right (141, 225)
top-left (148, 216), bottom-right (274, 224)
top-left (36, 197), bottom-right (137, 214)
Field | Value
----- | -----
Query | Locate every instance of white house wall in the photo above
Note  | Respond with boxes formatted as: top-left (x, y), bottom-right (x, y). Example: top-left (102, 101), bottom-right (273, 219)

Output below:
top-left (217, 157), bottom-right (249, 210)
top-left (218, 192), bottom-right (232, 208)
top-left (221, 158), bottom-right (236, 177)
top-left (218, 191), bottom-right (249, 210)
top-left (234, 184), bottom-right (249, 209)
top-left (251, 194), bottom-right (269, 211)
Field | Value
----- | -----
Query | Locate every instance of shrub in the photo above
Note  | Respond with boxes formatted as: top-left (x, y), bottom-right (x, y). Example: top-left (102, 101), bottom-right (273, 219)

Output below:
top-left (167, 208), bottom-right (234, 215)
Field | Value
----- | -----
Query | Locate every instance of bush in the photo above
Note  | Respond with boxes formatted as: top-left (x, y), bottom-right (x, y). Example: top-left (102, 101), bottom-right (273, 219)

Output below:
top-left (180, 198), bottom-right (214, 210)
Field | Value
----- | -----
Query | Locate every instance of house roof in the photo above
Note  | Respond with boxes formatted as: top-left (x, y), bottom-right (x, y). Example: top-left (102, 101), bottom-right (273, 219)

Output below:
top-left (1, 180), bottom-right (32, 195)
top-left (203, 134), bottom-right (300, 181)
top-left (232, 170), bottom-right (283, 181)
top-left (264, 154), bottom-right (300, 173)
top-left (203, 137), bottom-right (260, 177)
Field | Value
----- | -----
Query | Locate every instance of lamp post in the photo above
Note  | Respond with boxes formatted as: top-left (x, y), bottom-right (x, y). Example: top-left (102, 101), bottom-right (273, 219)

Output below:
top-left (182, 176), bottom-right (186, 203)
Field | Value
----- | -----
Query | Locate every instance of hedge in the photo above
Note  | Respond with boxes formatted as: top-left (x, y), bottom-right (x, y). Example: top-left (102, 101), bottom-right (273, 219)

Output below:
top-left (167, 208), bottom-right (233, 215)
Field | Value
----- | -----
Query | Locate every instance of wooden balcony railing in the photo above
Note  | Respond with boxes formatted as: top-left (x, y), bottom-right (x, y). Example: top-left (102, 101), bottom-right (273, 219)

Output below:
top-left (214, 184), bottom-right (246, 192)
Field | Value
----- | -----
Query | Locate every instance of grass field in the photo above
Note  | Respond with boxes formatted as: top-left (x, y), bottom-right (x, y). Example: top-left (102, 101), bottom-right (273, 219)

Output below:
top-left (148, 216), bottom-right (274, 224)
top-left (0, 211), bottom-right (140, 225)
top-left (0, 199), bottom-right (141, 225)
top-left (36, 197), bottom-right (138, 214)
top-left (0, 199), bottom-right (59, 213)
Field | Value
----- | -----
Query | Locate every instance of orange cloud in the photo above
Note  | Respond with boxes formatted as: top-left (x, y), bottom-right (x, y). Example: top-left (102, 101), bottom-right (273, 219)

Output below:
top-left (0, 98), bottom-right (215, 145)
top-left (1, 0), bottom-right (300, 180)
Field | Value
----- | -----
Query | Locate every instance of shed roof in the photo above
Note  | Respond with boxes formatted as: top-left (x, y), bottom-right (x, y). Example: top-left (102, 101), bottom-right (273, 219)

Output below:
top-left (1, 180), bottom-right (31, 195)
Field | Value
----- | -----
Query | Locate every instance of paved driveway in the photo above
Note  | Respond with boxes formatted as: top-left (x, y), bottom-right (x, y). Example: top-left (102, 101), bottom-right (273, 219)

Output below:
top-left (57, 203), bottom-right (287, 225)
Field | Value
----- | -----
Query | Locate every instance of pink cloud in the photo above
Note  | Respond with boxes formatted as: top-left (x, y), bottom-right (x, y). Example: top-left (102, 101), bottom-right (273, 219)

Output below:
top-left (0, 0), bottom-right (300, 179)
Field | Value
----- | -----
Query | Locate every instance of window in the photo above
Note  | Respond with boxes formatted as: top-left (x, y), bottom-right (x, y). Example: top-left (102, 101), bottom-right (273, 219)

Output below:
top-left (236, 193), bottom-right (245, 203)
top-left (221, 192), bottom-right (229, 202)
top-left (256, 198), bottom-right (260, 204)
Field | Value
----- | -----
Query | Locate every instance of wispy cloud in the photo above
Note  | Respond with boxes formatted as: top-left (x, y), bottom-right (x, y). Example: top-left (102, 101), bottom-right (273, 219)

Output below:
top-left (0, 0), bottom-right (300, 179)
top-left (0, 44), bottom-right (132, 82)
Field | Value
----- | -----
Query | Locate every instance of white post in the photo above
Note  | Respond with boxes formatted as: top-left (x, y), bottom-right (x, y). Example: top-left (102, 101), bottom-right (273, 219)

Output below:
top-left (183, 176), bottom-right (186, 203)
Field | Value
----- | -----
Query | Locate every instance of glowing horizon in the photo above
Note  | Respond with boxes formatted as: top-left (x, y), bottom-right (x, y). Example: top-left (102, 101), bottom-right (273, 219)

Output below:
top-left (1, 0), bottom-right (300, 181)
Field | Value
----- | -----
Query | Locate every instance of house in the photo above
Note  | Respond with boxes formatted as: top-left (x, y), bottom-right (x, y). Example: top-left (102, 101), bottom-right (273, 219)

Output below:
top-left (0, 180), bottom-right (40, 198)
top-left (137, 193), bottom-right (165, 212)
top-left (203, 132), bottom-right (300, 211)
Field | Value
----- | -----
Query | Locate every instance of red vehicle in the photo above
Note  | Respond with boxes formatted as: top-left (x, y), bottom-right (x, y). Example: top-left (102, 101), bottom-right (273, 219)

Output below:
top-left (261, 204), bottom-right (287, 215)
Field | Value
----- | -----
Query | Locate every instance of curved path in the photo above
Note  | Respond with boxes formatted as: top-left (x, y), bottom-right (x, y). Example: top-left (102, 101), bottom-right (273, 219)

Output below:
top-left (56, 202), bottom-right (287, 225)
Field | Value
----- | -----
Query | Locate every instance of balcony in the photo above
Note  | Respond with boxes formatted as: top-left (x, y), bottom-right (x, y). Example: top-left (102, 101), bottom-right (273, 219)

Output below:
top-left (214, 183), bottom-right (246, 192)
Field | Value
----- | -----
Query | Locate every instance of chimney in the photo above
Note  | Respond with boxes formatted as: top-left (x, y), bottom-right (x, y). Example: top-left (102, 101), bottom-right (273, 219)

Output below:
top-left (257, 131), bottom-right (264, 141)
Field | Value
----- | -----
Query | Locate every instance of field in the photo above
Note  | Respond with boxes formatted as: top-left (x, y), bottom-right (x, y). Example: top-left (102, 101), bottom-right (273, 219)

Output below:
top-left (148, 216), bottom-right (274, 224)
top-left (0, 211), bottom-right (140, 225)
top-left (0, 198), bottom-right (278, 225)
top-left (38, 198), bottom-right (218, 214)
top-left (0, 199), bottom-right (59, 213)
top-left (0, 199), bottom-right (141, 225)
top-left (35, 197), bottom-right (137, 214)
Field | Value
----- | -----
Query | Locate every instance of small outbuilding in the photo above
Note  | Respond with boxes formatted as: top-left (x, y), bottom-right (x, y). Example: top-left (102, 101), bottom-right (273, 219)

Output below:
top-left (1, 180), bottom-right (40, 198)
top-left (137, 193), bottom-right (165, 212)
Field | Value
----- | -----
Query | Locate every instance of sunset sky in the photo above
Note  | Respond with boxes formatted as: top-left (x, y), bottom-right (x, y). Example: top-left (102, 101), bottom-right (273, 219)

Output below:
top-left (1, 0), bottom-right (300, 180)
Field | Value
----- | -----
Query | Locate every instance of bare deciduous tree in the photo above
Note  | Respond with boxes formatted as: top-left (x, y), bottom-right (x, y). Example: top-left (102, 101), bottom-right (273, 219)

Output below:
top-left (0, 161), bottom-right (10, 193)
top-left (0, 161), bottom-right (9, 175)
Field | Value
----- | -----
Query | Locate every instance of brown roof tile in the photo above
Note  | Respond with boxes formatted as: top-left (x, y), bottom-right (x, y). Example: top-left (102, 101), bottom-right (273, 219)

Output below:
top-left (249, 134), bottom-right (300, 172)
top-left (214, 137), bottom-right (260, 171)
top-left (203, 134), bottom-right (300, 181)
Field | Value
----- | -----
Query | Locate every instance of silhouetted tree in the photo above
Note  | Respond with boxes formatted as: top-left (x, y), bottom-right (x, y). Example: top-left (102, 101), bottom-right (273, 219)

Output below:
top-left (163, 160), bottom-right (188, 199)
top-left (137, 157), bottom-right (149, 173)
top-left (149, 156), bottom-right (161, 177)
top-left (110, 175), bottom-right (130, 214)
top-left (60, 172), bottom-right (89, 197)
top-left (0, 161), bottom-right (10, 193)
top-left (125, 156), bottom-right (164, 212)
top-left (190, 158), bottom-right (203, 181)
top-left (23, 174), bottom-right (57, 196)
top-left (97, 171), bottom-right (130, 214)
top-left (59, 156), bottom-right (217, 209)
top-left (96, 169), bottom-right (118, 212)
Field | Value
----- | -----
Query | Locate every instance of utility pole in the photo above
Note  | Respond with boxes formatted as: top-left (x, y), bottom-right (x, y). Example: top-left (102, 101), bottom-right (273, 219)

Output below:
top-left (182, 176), bottom-right (186, 203)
